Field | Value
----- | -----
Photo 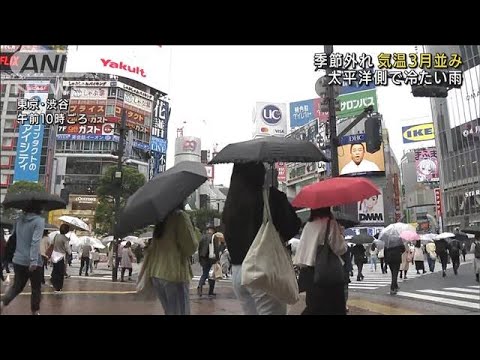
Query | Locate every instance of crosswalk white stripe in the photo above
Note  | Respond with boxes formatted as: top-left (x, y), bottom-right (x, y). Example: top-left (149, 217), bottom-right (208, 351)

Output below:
top-left (418, 289), bottom-right (480, 300)
top-left (468, 286), bottom-right (480, 289)
top-left (349, 286), bottom-right (379, 290)
top-left (396, 291), bottom-right (480, 310)
top-left (444, 288), bottom-right (480, 294)
top-left (348, 282), bottom-right (389, 287)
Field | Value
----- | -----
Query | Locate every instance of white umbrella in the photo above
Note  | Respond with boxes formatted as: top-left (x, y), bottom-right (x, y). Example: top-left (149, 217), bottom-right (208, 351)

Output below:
top-left (102, 235), bottom-right (114, 244)
top-left (59, 215), bottom-right (90, 231)
top-left (435, 232), bottom-right (455, 240)
top-left (76, 236), bottom-right (105, 249)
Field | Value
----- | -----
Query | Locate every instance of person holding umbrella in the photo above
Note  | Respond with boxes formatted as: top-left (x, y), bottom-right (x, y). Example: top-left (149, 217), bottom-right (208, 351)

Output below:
top-left (141, 203), bottom-right (198, 315)
top-left (447, 237), bottom-right (462, 275)
top-left (435, 234), bottom-right (452, 278)
top-left (222, 162), bottom-right (300, 315)
top-left (51, 224), bottom-right (72, 291)
top-left (0, 203), bottom-right (45, 315)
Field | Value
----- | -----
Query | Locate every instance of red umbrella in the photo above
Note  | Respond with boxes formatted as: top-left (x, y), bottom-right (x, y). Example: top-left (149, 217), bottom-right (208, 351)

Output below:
top-left (292, 177), bottom-right (380, 209)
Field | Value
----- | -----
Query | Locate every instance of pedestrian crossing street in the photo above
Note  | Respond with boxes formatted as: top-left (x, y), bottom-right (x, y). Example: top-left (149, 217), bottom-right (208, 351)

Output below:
top-left (348, 268), bottom-right (425, 291)
top-left (396, 286), bottom-right (480, 311)
top-left (349, 259), bottom-right (465, 291)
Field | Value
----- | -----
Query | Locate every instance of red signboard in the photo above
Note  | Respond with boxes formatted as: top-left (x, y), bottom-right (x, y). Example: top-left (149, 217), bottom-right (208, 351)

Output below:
top-left (434, 188), bottom-right (442, 218)
top-left (276, 162), bottom-right (287, 182)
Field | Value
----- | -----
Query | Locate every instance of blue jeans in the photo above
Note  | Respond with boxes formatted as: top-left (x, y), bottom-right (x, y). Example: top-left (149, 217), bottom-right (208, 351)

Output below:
top-left (198, 262), bottom-right (215, 294)
top-left (151, 277), bottom-right (190, 315)
top-left (231, 264), bottom-right (287, 315)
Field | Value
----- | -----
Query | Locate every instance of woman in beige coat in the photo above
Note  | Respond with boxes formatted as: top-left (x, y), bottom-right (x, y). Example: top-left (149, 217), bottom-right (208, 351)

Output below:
top-left (399, 243), bottom-right (412, 279)
top-left (121, 241), bottom-right (134, 282)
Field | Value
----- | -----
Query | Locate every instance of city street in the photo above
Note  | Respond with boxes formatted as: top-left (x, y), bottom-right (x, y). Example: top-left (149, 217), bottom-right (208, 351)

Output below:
top-left (1, 255), bottom-right (478, 315)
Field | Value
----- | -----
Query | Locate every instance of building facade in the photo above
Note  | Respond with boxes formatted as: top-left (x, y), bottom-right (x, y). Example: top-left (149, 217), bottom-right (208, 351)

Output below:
top-left (426, 45), bottom-right (480, 230)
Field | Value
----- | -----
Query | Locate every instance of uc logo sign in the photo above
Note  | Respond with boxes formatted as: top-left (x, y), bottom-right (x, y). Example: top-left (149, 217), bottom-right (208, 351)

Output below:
top-left (402, 123), bottom-right (435, 143)
top-left (262, 105), bottom-right (282, 125)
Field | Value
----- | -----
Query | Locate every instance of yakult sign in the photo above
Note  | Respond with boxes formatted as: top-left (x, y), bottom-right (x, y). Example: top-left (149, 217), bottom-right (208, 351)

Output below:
top-left (253, 102), bottom-right (287, 138)
top-left (65, 46), bottom-right (171, 92)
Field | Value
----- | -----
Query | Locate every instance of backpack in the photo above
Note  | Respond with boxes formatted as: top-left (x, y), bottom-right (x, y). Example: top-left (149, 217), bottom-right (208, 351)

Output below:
top-left (475, 242), bottom-right (480, 259)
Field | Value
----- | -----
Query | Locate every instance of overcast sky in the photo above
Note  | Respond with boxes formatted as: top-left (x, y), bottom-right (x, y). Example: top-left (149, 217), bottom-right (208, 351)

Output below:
top-left (165, 46), bottom-right (434, 187)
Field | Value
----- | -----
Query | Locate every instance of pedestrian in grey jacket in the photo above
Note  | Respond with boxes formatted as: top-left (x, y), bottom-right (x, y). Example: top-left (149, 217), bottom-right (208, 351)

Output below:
top-left (1, 204), bottom-right (45, 315)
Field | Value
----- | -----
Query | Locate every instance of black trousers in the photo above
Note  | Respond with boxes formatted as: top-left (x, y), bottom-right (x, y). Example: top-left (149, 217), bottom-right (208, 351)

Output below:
top-left (379, 258), bottom-right (387, 273)
top-left (389, 262), bottom-right (400, 291)
top-left (79, 257), bottom-right (90, 275)
top-left (51, 259), bottom-right (65, 291)
top-left (121, 267), bottom-right (132, 280)
top-left (438, 252), bottom-right (448, 271)
top-left (2, 263), bottom-right (42, 312)
top-left (356, 262), bottom-right (364, 279)
top-left (451, 254), bottom-right (460, 273)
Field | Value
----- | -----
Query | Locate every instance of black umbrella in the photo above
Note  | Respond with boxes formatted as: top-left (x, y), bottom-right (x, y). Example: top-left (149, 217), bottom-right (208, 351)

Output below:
top-left (209, 136), bottom-right (329, 164)
top-left (2, 192), bottom-right (67, 211)
top-left (461, 226), bottom-right (480, 235)
top-left (350, 234), bottom-right (375, 245)
top-left (333, 211), bottom-right (359, 229)
top-left (115, 161), bottom-right (208, 238)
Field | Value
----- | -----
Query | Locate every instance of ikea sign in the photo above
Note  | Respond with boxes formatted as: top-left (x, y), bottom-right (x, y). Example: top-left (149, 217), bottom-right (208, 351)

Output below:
top-left (402, 123), bottom-right (435, 143)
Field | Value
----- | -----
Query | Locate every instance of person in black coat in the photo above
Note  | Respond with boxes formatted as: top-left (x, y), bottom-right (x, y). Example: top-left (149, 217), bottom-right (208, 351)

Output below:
top-left (435, 238), bottom-right (449, 277)
top-left (351, 244), bottom-right (366, 281)
top-left (384, 242), bottom-right (405, 295)
top-left (197, 225), bottom-right (220, 297)
top-left (447, 238), bottom-right (461, 275)
top-left (222, 162), bottom-right (300, 315)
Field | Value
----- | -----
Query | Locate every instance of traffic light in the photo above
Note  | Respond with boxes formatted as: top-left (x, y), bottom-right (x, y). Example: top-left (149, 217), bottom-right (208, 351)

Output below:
top-left (411, 85), bottom-right (448, 98)
top-left (365, 116), bottom-right (382, 153)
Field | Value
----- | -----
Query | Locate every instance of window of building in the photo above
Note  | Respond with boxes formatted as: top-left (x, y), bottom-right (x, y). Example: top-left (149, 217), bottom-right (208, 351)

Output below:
top-left (1, 83), bottom-right (6, 97)
top-left (6, 101), bottom-right (17, 114)
top-left (1, 156), bottom-right (11, 168)
top-left (3, 119), bottom-right (16, 132)
top-left (106, 105), bottom-right (115, 116)
top-left (0, 174), bottom-right (11, 187)
top-left (1, 137), bottom-right (14, 149)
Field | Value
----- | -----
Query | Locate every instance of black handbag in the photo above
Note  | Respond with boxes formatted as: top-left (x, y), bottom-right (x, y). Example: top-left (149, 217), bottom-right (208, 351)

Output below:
top-left (5, 227), bottom-right (16, 263)
top-left (297, 266), bottom-right (314, 293)
top-left (313, 220), bottom-right (345, 287)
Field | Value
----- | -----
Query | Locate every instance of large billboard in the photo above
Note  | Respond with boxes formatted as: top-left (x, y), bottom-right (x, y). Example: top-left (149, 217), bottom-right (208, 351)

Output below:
top-left (338, 133), bottom-right (385, 176)
top-left (337, 88), bottom-right (378, 120)
top-left (253, 102), bottom-right (287, 138)
top-left (447, 64), bottom-right (479, 129)
top-left (402, 123), bottom-right (435, 143)
top-left (13, 83), bottom-right (49, 182)
top-left (65, 46), bottom-right (171, 92)
top-left (358, 189), bottom-right (384, 224)
top-left (415, 148), bottom-right (439, 182)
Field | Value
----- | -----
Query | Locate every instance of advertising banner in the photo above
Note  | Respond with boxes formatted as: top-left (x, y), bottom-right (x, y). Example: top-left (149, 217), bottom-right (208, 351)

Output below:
top-left (148, 152), bottom-right (167, 180)
top-left (337, 89), bottom-right (378, 119)
top-left (338, 133), bottom-right (385, 176)
top-left (290, 99), bottom-right (314, 128)
top-left (276, 162), bottom-right (287, 182)
top-left (65, 46), bottom-right (171, 92)
top-left (70, 87), bottom-right (108, 100)
top-left (56, 134), bottom-right (115, 141)
top-left (253, 102), bottom-right (287, 138)
top-left (123, 91), bottom-right (152, 112)
top-left (434, 188), bottom-right (442, 218)
top-left (150, 136), bottom-right (168, 153)
top-left (358, 189), bottom-right (384, 224)
top-left (415, 148), bottom-right (439, 182)
top-left (152, 97), bottom-right (169, 139)
top-left (13, 83), bottom-right (49, 182)
top-left (57, 123), bottom-right (115, 136)
top-left (402, 122), bottom-right (435, 143)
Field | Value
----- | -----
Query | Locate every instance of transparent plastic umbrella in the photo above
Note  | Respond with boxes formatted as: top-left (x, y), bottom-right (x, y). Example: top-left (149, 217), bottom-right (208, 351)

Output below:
top-left (379, 223), bottom-right (415, 248)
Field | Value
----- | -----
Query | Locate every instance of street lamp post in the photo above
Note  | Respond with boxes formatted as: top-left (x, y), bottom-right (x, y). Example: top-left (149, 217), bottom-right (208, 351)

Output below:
top-left (112, 109), bottom-right (127, 282)
top-left (324, 45), bottom-right (340, 178)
